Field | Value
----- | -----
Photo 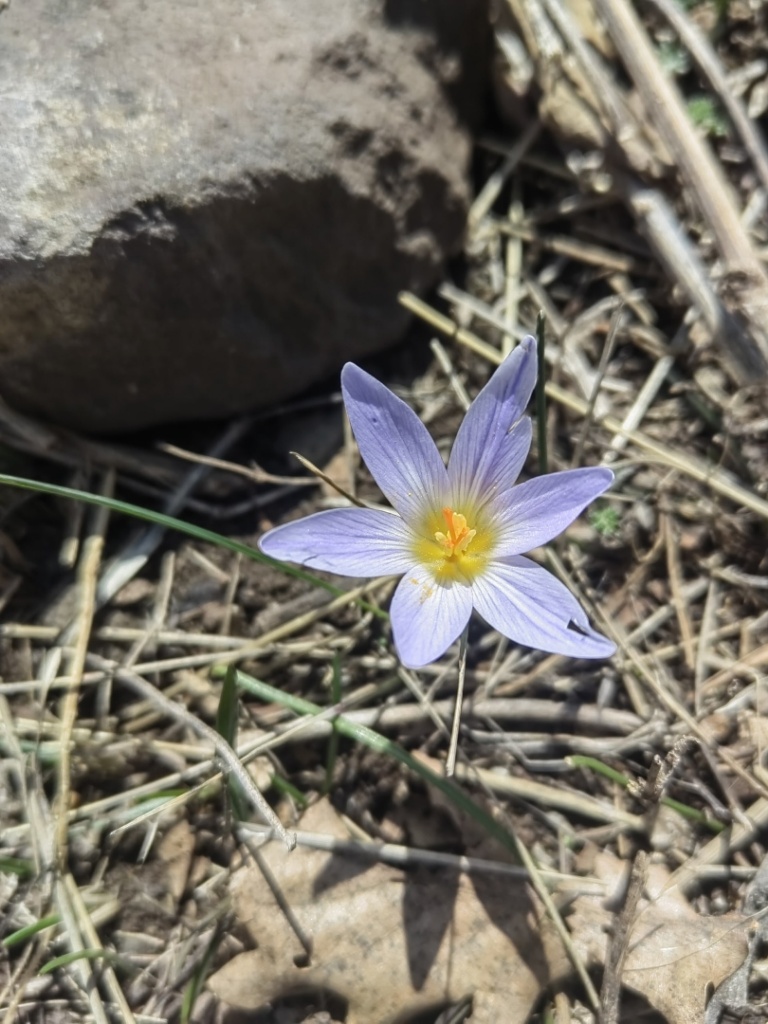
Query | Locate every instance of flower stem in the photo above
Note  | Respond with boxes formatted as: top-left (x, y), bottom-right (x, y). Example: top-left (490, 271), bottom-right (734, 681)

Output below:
top-left (445, 624), bottom-right (469, 777)
top-left (535, 310), bottom-right (548, 474)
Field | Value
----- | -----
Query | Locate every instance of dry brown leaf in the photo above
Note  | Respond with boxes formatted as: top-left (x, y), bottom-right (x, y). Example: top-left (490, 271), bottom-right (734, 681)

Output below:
top-left (157, 817), bottom-right (195, 906)
top-left (207, 800), bottom-right (568, 1024)
top-left (570, 847), bottom-right (750, 1024)
top-left (208, 802), bottom-right (749, 1024)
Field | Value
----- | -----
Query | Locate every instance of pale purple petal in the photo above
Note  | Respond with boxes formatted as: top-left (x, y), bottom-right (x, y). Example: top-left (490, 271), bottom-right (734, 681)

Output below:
top-left (390, 566), bottom-right (473, 668)
top-left (469, 416), bottom-right (532, 510)
top-left (472, 556), bottom-right (616, 658)
top-left (259, 508), bottom-right (413, 576)
top-left (448, 336), bottom-right (537, 506)
top-left (493, 467), bottom-right (614, 556)
top-left (342, 363), bottom-right (448, 523)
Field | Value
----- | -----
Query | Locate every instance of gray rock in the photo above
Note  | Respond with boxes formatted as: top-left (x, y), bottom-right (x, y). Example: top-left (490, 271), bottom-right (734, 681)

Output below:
top-left (0, 0), bottom-right (488, 433)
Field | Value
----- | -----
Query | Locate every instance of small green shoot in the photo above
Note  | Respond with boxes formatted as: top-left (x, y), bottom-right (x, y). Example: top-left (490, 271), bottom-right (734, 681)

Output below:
top-left (589, 504), bottom-right (621, 538)
top-left (657, 41), bottom-right (690, 75)
top-left (687, 95), bottom-right (729, 138)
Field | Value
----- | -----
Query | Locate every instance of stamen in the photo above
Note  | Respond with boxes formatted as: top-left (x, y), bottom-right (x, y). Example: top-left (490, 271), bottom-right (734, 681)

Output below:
top-left (434, 507), bottom-right (477, 557)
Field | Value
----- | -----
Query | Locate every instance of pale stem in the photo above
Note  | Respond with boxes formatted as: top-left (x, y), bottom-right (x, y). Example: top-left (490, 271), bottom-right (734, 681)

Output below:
top-left (446, 624), bottom-right (469, 777)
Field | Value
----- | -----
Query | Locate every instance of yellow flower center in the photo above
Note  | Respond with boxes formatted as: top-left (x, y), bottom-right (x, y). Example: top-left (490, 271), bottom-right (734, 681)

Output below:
top-left (412, 505), bottom-right (495, 584)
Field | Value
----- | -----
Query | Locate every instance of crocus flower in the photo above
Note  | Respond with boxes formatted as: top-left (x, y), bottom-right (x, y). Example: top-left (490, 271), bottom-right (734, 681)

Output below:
top-left (260, 336), bottom-right (616, 668)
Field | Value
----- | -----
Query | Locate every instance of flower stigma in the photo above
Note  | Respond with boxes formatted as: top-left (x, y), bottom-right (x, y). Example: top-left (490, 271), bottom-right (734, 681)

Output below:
top-left (435, 508), bottom-right (476, 556)
top-left (412, 504), bottom-right (496, 584)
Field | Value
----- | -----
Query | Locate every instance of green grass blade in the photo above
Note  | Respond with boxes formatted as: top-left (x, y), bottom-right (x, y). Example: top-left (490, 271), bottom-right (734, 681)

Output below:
top-left (216, 667), bottom-right (240, 749)
top-left (568, 755), bottom-right (724, 833)
top-left (270, 773), bottom-right (309, 808)
top-left (0, 855), bottom-right (35, 878)
top-left (39, 947), bottom-right (124, 975)
top-left (228, 669), bottom-right (521, 858)
top-left (0, 472), bottom-right (386, 617)
top-left (4, 913), bottom-right (60, 949)
top-left (180, 925), bottom-right (223, 1024)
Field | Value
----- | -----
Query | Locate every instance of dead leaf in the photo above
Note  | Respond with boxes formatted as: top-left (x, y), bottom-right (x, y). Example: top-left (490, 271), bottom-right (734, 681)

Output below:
top-left (157, 818), bottom-right (195, 906)
top-left (570, 847), bottom-right (749, 1024)
top-left (208, 802), bottom-right (749, 1024)
top-left (207, 800), bottom-right (568, 1024)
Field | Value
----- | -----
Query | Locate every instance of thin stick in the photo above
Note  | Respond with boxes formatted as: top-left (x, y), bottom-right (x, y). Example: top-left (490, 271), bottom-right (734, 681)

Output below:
top-left (662, 511), bottom-right (696, 671)
top-left (398, 292), bottom-right (768, 522)
top-left (84, 652), bottom-right (296, 849)
top-left (446, 626), bottom-right (469, 777)
top-left (56, 470), bottom-right (114, 869)
top-left (591, 0), bottom-right (768, 369)
top-left (572, 304), bottom-right (622, 468)
top-left (158, 440), bottom-right (313, 486)
top-left (646, 0), bottom-right (768, 194)
top-left (290, 450), bottom-right (368, 507)
top-left (430, 339), bottom-right (471, 411)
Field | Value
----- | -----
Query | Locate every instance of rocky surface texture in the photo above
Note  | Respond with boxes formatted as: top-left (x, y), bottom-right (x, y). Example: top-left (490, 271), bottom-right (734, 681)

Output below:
top-left (0, 0), bottom-right (489, 432)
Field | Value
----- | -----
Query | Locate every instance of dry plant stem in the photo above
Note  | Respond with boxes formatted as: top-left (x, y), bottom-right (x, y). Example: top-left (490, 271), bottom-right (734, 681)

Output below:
top-left (55, 469), bottom-right (113, 870)
top-left (591, 0), bottom-right (768, 369)
top-left (31, 577), bottom-right (395, 682)
top-left (498, 220), bottom-right (641, 274)
top-left (535, 0), bottom-right (640, 152)
top-left (626, 578), bottom-right (708, 645)
top-left (59, 468), bottom-right (87, 568)
top-left (662, 511), bottom-right (696, 672)
top-left (440, 282), bottom-right (524, 340)
top-left (96, 415), bottom-right (252, 605)
top-left (700, 642), bottom-right (768, 699)
top-left (511, 823), bottom-right (600, 1011)
top-left (0, 940), bottom-right (47, 1024)
top-left (468, 119), bottom-right (541, 228)
top-left (236, 823), bottom-right (605, 892)
top-left (446, 626), bottom-right (469, 777)
top-left (668, 797), bottom-right (768, 897)
top-left (607, 351), bottom-right (675, 456)
top-left (53, 875), bottom-right (110, 1024)
top-left (571, 304), bottom-right (621, 468)
top-left (430, 338), bottom-right (472, 410)
top-left (618, 177), bottom-right (758, 385)
top-left (63, 872), bottom-right (136, 1024)
top-left (504, 193), bottom-right (524, 357)
top-left (258, 696), bottom-right (643, 744)
top-left (157, 440), bottom-right (313, 486)
top-left (83, 652), bottom-right (296, 849)
top-left (646, 0), bottom-right (768, 194)
top-left (529, 0), bottom-right (764, 378)
top-left (246, 842), bottom-right (313, 960)
top-left (600, 849), bottom-right (649, 1024)
top-left (444, 759), bottom-right (642, 830)
top-left (604, 615), bottom-right (768, 801)
top-left (399, 291), bottom-right (768, 521)
top-left (290, 450), bottom-right (367, 507)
